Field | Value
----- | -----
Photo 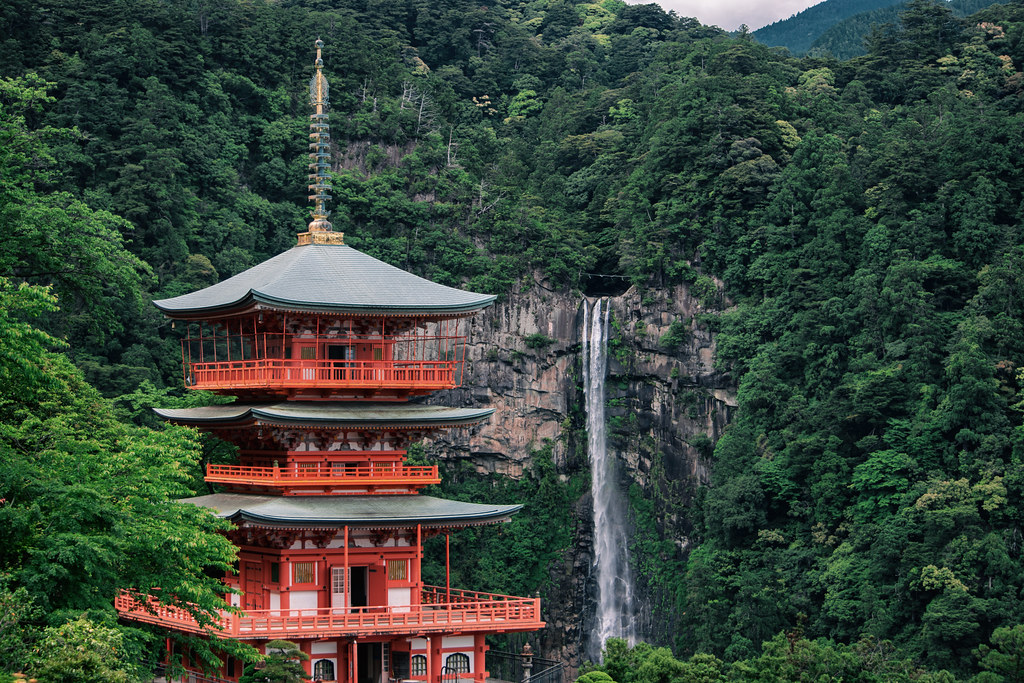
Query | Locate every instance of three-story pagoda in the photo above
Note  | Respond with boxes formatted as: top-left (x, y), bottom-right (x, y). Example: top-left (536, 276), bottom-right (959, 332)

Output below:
top-left (115, 40), bottom-right (543, 683)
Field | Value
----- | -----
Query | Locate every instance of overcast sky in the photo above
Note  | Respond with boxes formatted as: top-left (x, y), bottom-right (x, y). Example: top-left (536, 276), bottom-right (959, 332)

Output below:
top-left (638, 0), bottom-right (823, 31)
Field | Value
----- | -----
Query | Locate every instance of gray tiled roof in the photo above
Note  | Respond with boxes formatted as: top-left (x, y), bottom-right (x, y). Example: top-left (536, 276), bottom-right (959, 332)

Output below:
top-left (182, 493), bottom-right (521, 528)
top-left (153, 244), bottom-right (496, 317)
top-left (154, 402), bottom-right (494, 429)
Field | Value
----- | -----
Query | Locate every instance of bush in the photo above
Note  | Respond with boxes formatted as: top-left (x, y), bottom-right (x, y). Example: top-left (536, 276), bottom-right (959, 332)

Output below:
top-left (524, 333), bottom-right (557, 349)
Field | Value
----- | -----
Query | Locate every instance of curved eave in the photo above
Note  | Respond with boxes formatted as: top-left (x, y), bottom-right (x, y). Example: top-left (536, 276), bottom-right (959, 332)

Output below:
top-left (153, 403), bottom-right (495, 430)
top-left (153, 291), bottom-right (496, 319)
top-left (250, 291), bottom-right (497, 317)
top-left (181, 493), bottom-right (522, 529)
top-left (152, 244), bottom-right (497, 319)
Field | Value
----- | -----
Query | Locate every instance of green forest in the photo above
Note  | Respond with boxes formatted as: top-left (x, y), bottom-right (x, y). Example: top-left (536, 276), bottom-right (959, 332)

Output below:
top-left (3, 0), bottom-right (1024, 679)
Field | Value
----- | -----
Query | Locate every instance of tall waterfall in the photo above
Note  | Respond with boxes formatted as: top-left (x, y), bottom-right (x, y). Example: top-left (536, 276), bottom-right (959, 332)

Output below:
top-left (582, 298), bottom-right (636, 661)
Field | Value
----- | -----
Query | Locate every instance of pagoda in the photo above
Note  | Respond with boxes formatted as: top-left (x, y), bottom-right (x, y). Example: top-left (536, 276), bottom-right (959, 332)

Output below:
top-left (115, 40), bottom-right (543, 683)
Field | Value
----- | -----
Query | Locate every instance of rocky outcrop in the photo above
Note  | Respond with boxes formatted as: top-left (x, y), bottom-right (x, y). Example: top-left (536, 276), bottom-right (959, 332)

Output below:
top-left (427, 274), bottom-right (735, 670)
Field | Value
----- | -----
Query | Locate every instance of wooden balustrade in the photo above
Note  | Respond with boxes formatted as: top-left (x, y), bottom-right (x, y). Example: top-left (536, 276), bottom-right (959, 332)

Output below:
top-left (205, 463), bottom-right (441, 491)
top-left (116, 587), bottom-right (543, 640)
top-left (184, 359), bottom-right (458, 392)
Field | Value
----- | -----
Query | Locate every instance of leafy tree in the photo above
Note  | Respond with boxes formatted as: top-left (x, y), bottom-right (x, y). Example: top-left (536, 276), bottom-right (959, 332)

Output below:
top-left (0, 74), bottom-right (152, 337)
top-left (28, 617), bottom-right (134, 683)
top-left (239, 640), bottom-right (310, 683)
top-left (976, 625), bottom-right (1024, 682)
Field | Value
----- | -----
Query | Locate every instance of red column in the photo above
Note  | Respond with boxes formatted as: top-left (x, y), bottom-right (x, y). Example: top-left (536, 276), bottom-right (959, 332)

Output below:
top-left (416, 524), bottom-right (422, 594)
top-left (351, 640), bottom-right (359, 683)
top-left (300, 640), bottom-right (313, 679)
top-left (428, 636), bottom-right (443, 683)
top-left (473, 634), bottom-right (488, 683)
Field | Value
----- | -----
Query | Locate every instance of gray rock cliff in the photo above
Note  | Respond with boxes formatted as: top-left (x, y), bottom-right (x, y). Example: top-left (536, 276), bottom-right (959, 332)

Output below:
top-left (427, 275), bottom-right (735, 670)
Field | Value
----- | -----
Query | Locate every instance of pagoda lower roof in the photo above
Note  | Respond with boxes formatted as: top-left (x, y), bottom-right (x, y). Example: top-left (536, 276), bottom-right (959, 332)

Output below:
top-left (152, 243), bottom-right (496, 318)
top-left (181, 493), bottom-right (521, 529)
top-left (154, 402), bottom-right (494, 430)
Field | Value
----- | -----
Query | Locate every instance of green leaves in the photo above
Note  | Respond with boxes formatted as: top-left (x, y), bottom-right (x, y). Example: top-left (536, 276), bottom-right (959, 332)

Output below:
top-left (30, 616), bottom-right (136, 683)
top-left (0, 77), bottom-right (152, 338)
top-left (239, 640), bottom-right (310, 683)
top-left (0, 261), bottom-right (241, 679)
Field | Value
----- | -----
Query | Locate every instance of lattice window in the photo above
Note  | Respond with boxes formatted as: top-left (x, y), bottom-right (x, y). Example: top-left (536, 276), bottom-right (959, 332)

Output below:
top-left (387, 559), bottom-right (408, 581)
top-left (411, 655), bottom-right (427, 676)
top-left (445, 653), bottom-right (470, 674)
top-left (293, 561), bottom-right (315, 584)
top-left (314, 659), bottom-right (335, 681)
top-left (300, 346), bottom-right (316, 360)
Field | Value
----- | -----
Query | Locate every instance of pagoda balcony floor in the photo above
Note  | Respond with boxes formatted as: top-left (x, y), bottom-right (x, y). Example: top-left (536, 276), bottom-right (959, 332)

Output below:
top-left (115, 587), bottom-right (544, 641)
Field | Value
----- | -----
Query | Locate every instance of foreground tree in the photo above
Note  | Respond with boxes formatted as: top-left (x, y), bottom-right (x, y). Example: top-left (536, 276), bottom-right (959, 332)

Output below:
top-left (239, 640), bottom-right (310, 683)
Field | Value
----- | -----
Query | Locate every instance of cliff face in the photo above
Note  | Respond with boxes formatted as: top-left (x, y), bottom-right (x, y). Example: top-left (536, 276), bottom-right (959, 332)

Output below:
top-left (428, 275), bottom-right (735, 667)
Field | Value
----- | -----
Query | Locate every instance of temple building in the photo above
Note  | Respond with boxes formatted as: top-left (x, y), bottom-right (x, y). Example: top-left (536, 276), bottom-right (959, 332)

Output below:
top-left (115, 39), bottom-right (543, 683)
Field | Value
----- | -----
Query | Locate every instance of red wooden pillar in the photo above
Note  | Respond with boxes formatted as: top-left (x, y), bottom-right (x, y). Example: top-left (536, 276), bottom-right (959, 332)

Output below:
top-left (300, 640), bottom-right (313, 679)
top-left (428, 636), bottom-right (443, 683)
top-left (350, 640), bottom-right (359, 683)
top-left (473, 634), bottom-right (488, 683)
top-left (415, 524), bottom-right (422, 594)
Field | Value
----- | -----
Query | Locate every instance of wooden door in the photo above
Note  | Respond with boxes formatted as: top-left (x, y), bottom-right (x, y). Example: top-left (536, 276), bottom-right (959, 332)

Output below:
top-left (243, 561), bottom-right (265, 611)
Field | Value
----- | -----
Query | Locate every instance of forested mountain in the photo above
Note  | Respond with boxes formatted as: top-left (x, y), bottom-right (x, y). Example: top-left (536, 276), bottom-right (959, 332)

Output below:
top-left (752, 0), bottom-right (906, 53)
top-left (3, 0), bottom-right (1024, 679)
top-left (811, 0), bottom-right (1009, 59)
top-left (754, 0), bottom-right (1006, 56)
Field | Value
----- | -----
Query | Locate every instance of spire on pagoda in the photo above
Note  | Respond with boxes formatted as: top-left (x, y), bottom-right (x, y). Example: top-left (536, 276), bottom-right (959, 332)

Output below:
top-left (302, 37), bottom-right (344, 245)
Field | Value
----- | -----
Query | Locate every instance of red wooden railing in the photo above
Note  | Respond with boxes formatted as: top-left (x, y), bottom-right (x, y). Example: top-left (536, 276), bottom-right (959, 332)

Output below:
top-left (205, 463), bottom-right (440, 491)
top-left (185, 359), bottom-right (458, 392)
top-left (115, 587), bottom-right (544, 640)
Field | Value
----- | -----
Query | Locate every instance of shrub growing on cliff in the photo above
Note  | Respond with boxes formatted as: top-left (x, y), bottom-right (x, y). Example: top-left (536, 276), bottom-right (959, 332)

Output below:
top-left (524, 333), bottom-right (557, 349)
top-left (659, 319), bottom-right (689, 351)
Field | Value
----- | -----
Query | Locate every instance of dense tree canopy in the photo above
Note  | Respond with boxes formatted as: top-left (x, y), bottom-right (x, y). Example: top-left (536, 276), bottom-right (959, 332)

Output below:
top-left (2, 0), bottom-right (1024, 678)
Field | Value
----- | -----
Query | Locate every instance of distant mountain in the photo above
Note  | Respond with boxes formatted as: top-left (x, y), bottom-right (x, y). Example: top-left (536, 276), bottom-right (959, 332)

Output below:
top-left (751, 0), bottom-right (905, 54)
top-left (809, 0), bottom-right (1010, 58)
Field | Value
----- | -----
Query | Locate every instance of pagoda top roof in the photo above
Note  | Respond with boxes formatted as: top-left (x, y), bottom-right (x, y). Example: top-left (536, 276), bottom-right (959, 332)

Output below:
top-left (181, 493), bottom-right (521, 529)
top-left (154, 402), bottom-right (494, 430)
top-left (153, 243), bottom-right (496, 319)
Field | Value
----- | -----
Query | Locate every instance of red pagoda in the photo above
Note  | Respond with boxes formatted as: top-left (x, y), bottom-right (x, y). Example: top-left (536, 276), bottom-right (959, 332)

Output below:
top-left (115, 39), bottom-right (543, 683)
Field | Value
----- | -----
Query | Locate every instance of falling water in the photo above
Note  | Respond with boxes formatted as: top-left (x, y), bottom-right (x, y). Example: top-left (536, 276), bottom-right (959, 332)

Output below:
top-left (582, 298), bottom-right (636, 662)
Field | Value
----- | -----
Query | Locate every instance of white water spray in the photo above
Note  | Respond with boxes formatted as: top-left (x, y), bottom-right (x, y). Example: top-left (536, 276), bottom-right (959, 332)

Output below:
top-left (582, 298), bottom-right (636, 661)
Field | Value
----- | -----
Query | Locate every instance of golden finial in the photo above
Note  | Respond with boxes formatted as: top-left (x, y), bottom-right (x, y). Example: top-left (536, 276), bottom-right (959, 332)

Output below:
top-left (306, 37), bottom-right (335, 237)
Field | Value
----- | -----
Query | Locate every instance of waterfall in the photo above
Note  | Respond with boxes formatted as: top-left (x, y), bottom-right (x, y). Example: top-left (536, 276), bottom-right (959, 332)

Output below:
top-left (582, 298), bottom-right (636, 662)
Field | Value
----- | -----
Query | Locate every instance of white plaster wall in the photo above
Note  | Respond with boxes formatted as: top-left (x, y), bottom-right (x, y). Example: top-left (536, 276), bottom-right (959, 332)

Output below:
top-left (443, 636), bottom-right (474, 649)
top-left (388, 587), bottom-right (411, 612)
top-left (312, 642), bottom-right (337, 655)
top-left (290, 590), bottom-right (318, 614)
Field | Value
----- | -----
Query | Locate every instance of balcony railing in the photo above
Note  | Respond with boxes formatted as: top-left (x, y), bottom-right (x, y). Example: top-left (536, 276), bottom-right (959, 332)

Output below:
top-left (205, 463), bottom-right (440, 492)
top-left (115, 587), bottom-right (544, 640)
top-left (185, 359), bottom-right (457, 392)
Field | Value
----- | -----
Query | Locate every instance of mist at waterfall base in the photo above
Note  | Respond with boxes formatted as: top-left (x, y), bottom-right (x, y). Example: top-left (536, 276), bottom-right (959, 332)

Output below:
top-left (582, 298), bottom-right (638, 662)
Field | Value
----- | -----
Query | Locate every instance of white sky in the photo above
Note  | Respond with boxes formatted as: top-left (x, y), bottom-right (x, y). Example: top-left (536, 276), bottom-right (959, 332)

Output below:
top-left (638, 0), bottom-right (824, 31)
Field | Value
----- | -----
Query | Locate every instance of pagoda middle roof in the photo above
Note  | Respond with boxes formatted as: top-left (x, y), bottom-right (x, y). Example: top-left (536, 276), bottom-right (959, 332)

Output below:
top-left (154, 402), bottom-right (494, 430)
top-left (153, 243), bottom-right (496, 318)
top-left (181, 493), bottom-right (522, 529)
